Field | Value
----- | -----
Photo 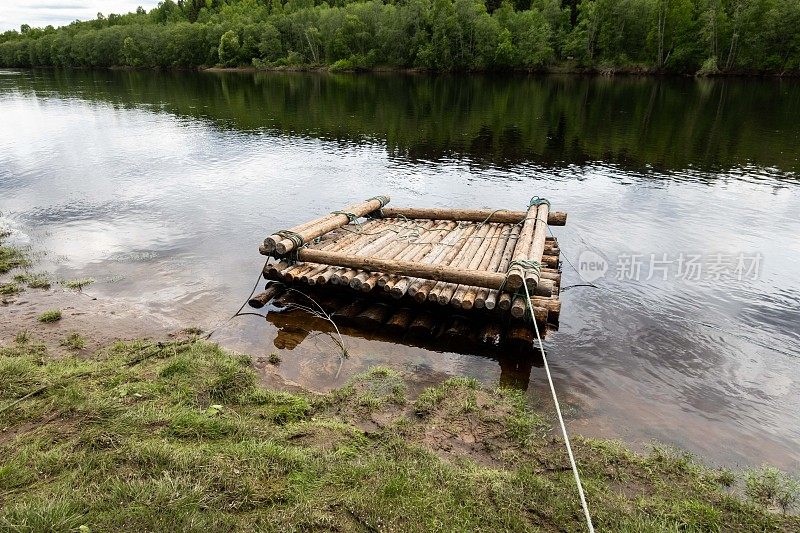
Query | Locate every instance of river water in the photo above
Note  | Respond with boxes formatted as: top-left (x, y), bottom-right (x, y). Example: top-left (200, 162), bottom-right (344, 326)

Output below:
top-left (1, 69), bottom-right (798, 471)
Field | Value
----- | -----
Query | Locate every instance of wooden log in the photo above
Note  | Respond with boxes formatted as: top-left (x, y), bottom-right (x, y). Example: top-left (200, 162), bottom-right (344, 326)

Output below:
top-left (506, 324), bottom-right (535, 346)
top-left (544, 241), bottom-right (560, 254)
top-left (510, 295), bottom-right (549, 321)
top-left (479, 322), bottom-right (503, 346)
top-left (273, 196), bottom-right (390, 255)
top-left (389, 221), bottom-right (458, 298)
top-left (317, 220), bottom-right (406, 285)
top-left (375, 207), bottom-right (566, 226)
top-left (534, 278), bottom-right (554, 297)
top-left (450, 224), bottom-right (501, 307)
top-left (360, 230), bottom-right (427, 290)
top-left (280, 221), bottom-right (386, 283)
top-left (407, 225), bottom-right (472, 300)
top-left (301, 226), bottom-right (382, 283)
top-left (408, 311), bottom-right (437, 337)
top-left (442, 316), bottom-right (471, 338)
top-left (331, 300), bottom-right (369, 324)
top-left (505, 202), bottom-right (542, 290)
top-left (353, 304), bottom-right (392, 329)
top-left (341, 220), bottom-right (431, 287)
top-left (541, 254), bottom-right (559, 269)
top-left (429, 222), bottom-right (494, 304)
top-left (262, 215), bottom-right (337, 254)
top-left (523, 203), bottom-right (551, 289)
top-left (462, 224), bottom-right (513, 309)
top-left (263, 260), bottom-right (289, 280)
top-left (476, 224), bottom-right (521, 309)
top-left (248, 284), bottom-right (286, 309)
top-left (378, 220), bottom-right (442, 291)
top-left (454, 223), bottom-right (508, 308)
top-left (384, 308), bottom-right (415, 334)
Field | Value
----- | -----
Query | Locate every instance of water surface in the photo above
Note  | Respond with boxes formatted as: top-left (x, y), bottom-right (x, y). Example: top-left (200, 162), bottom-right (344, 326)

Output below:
top-left (1, 69), bottom-right (798, 470)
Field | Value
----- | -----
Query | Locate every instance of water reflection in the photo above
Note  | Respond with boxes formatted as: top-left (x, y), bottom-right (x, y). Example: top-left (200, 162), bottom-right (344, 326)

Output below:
top-left (3, 69), bottom-right (799, 173)
top-left (1, 69), bottom-right (798, 471)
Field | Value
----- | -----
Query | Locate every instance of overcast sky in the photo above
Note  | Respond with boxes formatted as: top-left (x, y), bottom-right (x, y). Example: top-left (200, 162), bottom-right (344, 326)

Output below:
top-left (1, 1), bottom-right (160, 32)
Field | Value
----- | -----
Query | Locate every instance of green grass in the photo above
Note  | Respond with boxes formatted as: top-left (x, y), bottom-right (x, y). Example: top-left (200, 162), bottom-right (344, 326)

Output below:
top-left (37, 310), bottom-right (62, 323)
top-left (60, 332), bottom-right (86, 350)
top-left (0, 231), bottom-right (30, 274)
top-left (0, 337), bottom-right (797, 532)
top-left (0, 282), bottom-right (22, 296)
top-left (63, 278), bottom-right (94, 290)
top-left (13, 272), bottom-right (51, 289)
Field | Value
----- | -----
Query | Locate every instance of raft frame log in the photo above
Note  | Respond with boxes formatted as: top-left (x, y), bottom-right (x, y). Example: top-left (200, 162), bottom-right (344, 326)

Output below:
top-left (257, 195), bottom-right (566, 342)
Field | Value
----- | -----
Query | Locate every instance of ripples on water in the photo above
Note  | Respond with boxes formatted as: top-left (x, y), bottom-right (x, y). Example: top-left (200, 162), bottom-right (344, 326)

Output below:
top-left (1, 69), bottom-right (798, 470)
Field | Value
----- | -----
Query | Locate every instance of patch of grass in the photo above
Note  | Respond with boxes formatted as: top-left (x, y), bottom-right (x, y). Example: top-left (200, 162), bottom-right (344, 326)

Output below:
top-left (0, 231), bottom-right (30, 274)
top-left (13, 272), bottom-right (51, 289)
top-left (268, 352), bottom-right (281, 365)
top-left (0, 282), bottom-right (23, 295)
top-left (340, 366), bottom-right (407, 411)
top-left (0, 338), bottom-right (797, 532)
top-left (15, 331), bottom-right (31, 344)
top-left (746, 466), bottom-right (799, 514)
top-left (37, 309), bottom-right (62, 323)
top-left (414, 377), bottom-right (479, 416)
top-left (63, 278), bottom-right (94, 291)
top-left (60, 332), bottom-right (86, 350)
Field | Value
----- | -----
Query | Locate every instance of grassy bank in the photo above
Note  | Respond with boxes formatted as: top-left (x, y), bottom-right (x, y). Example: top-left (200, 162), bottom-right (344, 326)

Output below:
top-left (1, 333), bottom-right (798, 532)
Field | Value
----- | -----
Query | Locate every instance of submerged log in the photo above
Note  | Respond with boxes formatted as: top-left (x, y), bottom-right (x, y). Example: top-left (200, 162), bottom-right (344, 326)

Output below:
top-left (384, 309), bottom-right (415, 334)
top-left (353, 304), bottom-right (392, 329)
top-left (247, 283), bottom-right (286, 309)
top-left (479, 322), bottom-right (503, 346)
top-left (331, 300), bottom-right (369, 324)
top-left (408, 311), bottom-right (437, 337)
top-left (375, 207), bottom-right (566, 226)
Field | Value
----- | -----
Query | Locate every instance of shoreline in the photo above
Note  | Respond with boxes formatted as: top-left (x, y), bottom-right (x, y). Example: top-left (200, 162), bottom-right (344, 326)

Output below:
top-left (6, 64), bottom-right (800, 79)
top-left (2, 232), bottom-right (800, 529)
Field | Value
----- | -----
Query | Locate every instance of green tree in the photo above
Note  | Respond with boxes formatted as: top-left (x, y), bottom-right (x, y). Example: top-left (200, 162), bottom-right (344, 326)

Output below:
top-left (218, 29), bottom-right (240, 66)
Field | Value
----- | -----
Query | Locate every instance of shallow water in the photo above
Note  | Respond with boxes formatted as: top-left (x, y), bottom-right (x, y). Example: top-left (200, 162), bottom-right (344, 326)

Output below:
top-left (1, 69), bottom-right (798, 471)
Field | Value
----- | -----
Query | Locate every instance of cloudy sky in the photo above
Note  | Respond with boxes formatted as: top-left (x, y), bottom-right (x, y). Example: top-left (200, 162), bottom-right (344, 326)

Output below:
top-left (1, 1), bottom-right (160, 32)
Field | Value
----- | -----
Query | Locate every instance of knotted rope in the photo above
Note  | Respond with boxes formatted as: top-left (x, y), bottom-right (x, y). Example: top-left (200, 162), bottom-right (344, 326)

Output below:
top-left (330, 210), bottom-right (360, 224)
top-left (274, 229), bottom-right (305, 250)
top-left (367, 195), bottom-right (390, 208)
top-left (529, 195), bottom-right (551, 207)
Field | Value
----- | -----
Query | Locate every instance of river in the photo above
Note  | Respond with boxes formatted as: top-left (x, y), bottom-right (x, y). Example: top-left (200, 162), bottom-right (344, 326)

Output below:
top-left (1, 69), bottom-right (798, 471)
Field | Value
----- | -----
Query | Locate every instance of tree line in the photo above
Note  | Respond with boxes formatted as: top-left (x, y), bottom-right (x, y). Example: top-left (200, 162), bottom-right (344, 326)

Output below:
top-left (1, 0), bottom-right (798, 74)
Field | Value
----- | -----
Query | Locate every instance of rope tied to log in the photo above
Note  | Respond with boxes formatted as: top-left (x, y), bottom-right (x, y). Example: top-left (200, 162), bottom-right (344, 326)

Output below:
top-left (275, 229), bottom-right (305, 250)
top-left (529, 196), bottom-right (551, 208)
top-left (499, 259), bottom-right (542, 292)
top-left (367, 195), bottom-right (390, 208)
top-left (330, 210), bottom-right (360, 224)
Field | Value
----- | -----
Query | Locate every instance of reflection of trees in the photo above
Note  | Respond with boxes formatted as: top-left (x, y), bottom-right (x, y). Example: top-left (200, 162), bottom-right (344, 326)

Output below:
top-left (11, 69), bottom-right (800, 173)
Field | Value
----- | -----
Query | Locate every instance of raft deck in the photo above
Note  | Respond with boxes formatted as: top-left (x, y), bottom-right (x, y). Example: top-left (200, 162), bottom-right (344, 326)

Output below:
top-left (254, 195), bottom-right (566, 342)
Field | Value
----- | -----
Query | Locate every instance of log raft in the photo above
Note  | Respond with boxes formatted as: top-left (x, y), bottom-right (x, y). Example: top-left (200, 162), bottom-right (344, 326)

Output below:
top-left (256, 195), bottom-right (566, 344)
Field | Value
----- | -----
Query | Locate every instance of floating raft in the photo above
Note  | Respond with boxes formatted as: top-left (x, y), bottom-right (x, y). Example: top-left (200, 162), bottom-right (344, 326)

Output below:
top-left (255, 195), bottom-right (566, 342)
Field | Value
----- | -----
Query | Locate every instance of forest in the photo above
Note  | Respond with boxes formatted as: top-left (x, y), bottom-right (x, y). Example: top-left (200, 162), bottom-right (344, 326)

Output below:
top-left (0, 0), bottom-right (799, 74)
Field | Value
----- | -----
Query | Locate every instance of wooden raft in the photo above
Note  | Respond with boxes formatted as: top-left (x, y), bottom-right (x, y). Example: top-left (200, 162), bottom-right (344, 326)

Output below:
top-left (255, 195), bottom-right (566, 338)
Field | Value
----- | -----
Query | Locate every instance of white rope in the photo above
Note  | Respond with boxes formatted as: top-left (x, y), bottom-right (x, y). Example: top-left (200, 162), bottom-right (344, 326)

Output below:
top-left (523, 280), bottom-right (595, 533)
